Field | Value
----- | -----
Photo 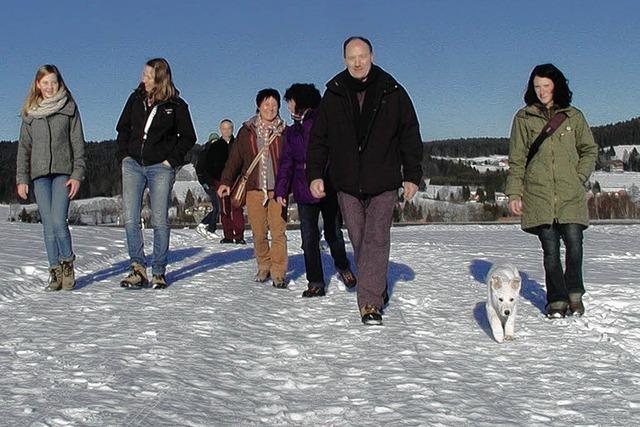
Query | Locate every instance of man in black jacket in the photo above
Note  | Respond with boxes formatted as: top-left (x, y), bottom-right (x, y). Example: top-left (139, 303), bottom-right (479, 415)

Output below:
top-left (307, 36), bottom-right (423, 325)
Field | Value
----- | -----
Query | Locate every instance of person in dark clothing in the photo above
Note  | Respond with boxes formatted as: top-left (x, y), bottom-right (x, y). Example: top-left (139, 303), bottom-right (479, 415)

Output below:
top-left (307, 36), bottom-right (423, 325)
top-left (275, 83), bottom-right (356, 298)
top-left (196, 120), bottom-right (245, 243)
top-left (116, 57), bottom-right (196, 289)
top-left (196, 131), bottom-right (222, 239)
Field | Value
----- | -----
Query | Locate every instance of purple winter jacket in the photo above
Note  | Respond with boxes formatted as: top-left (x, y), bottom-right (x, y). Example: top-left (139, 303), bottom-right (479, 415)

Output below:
top-left (275, 109), bottom-right (322, 204)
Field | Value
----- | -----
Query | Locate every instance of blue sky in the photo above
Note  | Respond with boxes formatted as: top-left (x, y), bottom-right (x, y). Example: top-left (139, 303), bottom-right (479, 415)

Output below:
top-left (1, 0), bottom-right (638, 142)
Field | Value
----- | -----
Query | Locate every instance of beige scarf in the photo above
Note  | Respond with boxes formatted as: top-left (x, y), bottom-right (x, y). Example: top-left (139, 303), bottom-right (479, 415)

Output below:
top-left (27, 88), bottom-right (68, 118)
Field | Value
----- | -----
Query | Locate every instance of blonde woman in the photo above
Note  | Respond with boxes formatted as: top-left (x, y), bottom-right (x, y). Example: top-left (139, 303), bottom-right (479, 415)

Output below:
top-left (17, 64), bottom-right (86, 291)
top-left (116, 58), bottom-right (196, 289)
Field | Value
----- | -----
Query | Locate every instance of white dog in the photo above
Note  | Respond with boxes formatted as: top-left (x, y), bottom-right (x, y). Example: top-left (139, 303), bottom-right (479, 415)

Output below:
top-left (485, 263), bottom-right (521, 343)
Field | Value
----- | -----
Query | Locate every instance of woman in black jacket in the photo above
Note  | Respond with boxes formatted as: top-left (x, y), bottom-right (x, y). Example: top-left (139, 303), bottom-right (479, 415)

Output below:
top-left (116, 58), bottom-right (196, 289)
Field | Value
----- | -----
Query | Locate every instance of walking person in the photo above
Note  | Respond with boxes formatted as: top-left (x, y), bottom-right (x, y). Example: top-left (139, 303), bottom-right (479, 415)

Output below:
top-left (275, 83), bottom-right (356, 297)
top-left (116, 58), bottom-right (196, 289)
top-left (218, 89), bottom-right (288, 288)
top-left (506, 63), bottom-right (597, 318)
top-left (195, 131), bottom-right (221, 239)
top-left (16, 64), bottom-right (86, 291)
top-left (307, 37), bottom-right (423, 324)
top-left (210, 120), bottom-right (246, 244)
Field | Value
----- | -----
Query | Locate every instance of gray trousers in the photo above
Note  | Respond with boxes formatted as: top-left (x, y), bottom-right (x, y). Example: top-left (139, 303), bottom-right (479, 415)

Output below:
top-left (337, 190), bottom-right (396, 309)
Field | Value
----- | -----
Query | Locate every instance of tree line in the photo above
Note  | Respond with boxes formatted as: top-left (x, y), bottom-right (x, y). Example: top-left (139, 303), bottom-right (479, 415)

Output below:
top-left (0, 140), bottom-right (203, 204)
top-left (425, 116), bottom-right (640, 158)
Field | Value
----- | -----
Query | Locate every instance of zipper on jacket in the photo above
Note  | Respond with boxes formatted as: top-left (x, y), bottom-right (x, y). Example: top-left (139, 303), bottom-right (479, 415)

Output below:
top-left (361, 84), bottom-right (397, 152)
top-left (140, 99), bottom-right (147, 166)
top-left (46, 117), bottom-right (53, 174)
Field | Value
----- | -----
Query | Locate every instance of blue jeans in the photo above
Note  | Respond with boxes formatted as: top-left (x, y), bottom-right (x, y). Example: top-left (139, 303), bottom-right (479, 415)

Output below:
top-left (536, 223), bottom-right (585, 304)
top-left (200, 185), bottom-right (219, 233)
top-left (33, 174), bottom-right (75, 267)
top-left (122, 157), bottom-right (175, 275)
top-left (298, 192), bottom-right (350, 286)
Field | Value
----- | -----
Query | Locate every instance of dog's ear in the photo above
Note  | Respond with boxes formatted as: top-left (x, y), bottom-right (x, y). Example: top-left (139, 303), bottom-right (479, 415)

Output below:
top-left (510, 277), bottom-right (521, 290)
top-left (490, 276), bottom-right (502, 289)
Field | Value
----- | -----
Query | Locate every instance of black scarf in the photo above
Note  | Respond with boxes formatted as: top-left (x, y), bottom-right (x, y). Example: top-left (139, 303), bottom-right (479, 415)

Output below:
top-left (341, 65), bottom-right (381, 148)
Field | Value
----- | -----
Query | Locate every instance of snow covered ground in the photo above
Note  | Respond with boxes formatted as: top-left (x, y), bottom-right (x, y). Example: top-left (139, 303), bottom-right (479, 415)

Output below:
top-left (1, 203), bottom-right (639, 425)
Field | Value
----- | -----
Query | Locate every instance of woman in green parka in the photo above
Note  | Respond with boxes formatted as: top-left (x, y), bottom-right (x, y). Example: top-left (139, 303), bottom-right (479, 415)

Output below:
top-left (505, 63), bottom-right (597, 319)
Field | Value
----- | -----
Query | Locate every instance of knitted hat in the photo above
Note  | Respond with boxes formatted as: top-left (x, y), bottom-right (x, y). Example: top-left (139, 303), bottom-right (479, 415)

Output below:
top-left (207, 132), bottom-right (219, 142)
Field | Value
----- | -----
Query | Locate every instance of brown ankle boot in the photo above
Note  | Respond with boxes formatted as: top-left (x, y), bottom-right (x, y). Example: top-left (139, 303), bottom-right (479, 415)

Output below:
top-left (45, 265), bottom-right (63, 292)
top-left (60, 260), bottom-right (76, 290)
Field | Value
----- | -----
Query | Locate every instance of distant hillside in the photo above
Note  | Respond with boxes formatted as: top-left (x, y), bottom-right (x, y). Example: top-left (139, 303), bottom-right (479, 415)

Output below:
top-left (425, 116), bottom-right (640, 158)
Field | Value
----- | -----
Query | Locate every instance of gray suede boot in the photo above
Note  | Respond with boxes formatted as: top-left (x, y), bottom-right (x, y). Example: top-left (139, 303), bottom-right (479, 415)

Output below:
top-left (45, 265), bottom-right (63, 292)
top-left (61, 260), bottom-right (76, 290)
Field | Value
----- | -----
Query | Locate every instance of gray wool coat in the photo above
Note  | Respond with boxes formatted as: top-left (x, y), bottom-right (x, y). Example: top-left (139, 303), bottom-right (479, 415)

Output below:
top-left (16, 98), bottom-right (86, 184)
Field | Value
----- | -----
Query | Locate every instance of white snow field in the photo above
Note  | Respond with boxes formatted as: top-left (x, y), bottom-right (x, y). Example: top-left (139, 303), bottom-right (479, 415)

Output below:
top-left (1, 206), bottom-right (639, 425)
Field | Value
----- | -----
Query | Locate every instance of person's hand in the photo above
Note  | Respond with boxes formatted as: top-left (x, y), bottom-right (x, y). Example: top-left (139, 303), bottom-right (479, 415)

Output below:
top-left (276, 196), bottom-right (287, 207)
top-left (402, 181), bottom-right (418, 201)
top-left (310, 179), bottom-right (325, 198)
top-left (218, 185), bottom-right (230, 198)
top-left (17, 183), bottom-right (29, 200)
top-left (66, 178), bottom-right (81, 199)
top-left (509, 198), bottom-right (523, 216)
top-left (162, 160), bottom-right (172, 167)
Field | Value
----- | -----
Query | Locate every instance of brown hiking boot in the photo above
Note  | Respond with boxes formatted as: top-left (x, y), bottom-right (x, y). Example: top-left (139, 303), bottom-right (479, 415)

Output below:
top-left (360, 304), bottom-right (383, 326)
top-left (339, 269), bottom-right (357, 288)
top-left (120, 262), bottom-right (149, 288)
top-left (151, 274), bottom-right (168, 289)
top-left (60, 260), bottom-right (76, 290)
top-left (44, 265), bottom-right (63, 292)
top-left (569, 293), bottom-right (585, 317)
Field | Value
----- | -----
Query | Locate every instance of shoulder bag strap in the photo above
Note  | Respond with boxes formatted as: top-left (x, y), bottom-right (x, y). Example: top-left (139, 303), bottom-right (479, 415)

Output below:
top-left (525, 112), bottom-right (568, 168)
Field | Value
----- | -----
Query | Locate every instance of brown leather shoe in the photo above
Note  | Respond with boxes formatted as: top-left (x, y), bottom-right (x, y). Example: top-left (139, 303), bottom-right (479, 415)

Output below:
top-left (568, 293), bottom-right (585, 316)
top-left (339, 269), bottom-right (357, 288)
top-left (360, 304), bottom-right (383, 325)
top-left (302, 285), bottom-right (325, 297)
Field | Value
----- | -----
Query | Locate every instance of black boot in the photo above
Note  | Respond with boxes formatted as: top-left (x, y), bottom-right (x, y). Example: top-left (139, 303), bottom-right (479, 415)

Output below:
top-left (302, 285), bottom-right (326, 298)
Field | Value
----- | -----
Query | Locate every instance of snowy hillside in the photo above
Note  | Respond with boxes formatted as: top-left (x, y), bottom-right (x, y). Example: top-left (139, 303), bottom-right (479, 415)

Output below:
top-left (1, 203), bottom-right (639, 425)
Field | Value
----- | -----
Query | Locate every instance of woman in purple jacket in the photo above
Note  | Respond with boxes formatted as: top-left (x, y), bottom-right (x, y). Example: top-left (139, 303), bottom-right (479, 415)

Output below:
top-left (275, 83), bottom-right (356, 297)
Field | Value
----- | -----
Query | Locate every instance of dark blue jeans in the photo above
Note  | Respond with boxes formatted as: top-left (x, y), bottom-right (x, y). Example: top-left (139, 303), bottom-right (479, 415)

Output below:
top-left (536, 223), bottom-right (585, 304)
top-left (297, 192), bottom-right (350, 287)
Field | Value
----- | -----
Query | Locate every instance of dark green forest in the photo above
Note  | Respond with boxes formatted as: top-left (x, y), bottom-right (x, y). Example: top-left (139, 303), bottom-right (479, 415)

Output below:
top-left (0, 140), bottom-right (203, 203)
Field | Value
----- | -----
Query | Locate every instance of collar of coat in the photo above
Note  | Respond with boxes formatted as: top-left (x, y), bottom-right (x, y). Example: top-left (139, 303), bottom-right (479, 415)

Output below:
top-left (518, 104), bottom-right (578, 120)
top-left (325, 64), bottom-right (400, 97)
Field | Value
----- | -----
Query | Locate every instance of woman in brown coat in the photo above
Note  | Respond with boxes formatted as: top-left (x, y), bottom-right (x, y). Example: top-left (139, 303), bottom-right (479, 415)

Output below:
top-left (218, 89), bottom-right (288, 288)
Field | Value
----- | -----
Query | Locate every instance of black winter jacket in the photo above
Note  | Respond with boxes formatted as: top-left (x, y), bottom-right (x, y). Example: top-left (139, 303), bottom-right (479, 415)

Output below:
top-left (116, 89), bottom-right (196, 167)
top-left (196, 136), bottom-right (233, 185)
top-left (307, 66), bottom-right (423, 196)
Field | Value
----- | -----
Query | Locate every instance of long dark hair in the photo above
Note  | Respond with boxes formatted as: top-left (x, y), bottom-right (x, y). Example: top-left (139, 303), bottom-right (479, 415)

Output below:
top-left (524, 63), bottom-right (572, 108)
